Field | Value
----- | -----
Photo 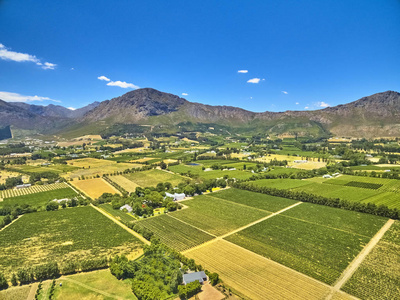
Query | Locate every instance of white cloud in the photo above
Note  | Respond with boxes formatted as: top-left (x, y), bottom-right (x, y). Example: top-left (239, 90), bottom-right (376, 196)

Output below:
top-left (67, 107), bottom-right (76, 110)
top-left (318, 101), bottom-right (330, 108)
top-left (107, 80), bottom-right (139, 89)
top-left (238, 70), bottom-right (248, 73)
top-left (70, 67), bottom-right (75, 71)
top-left (98, 75), bottom-right (110, 81)
top-left (282, 91), bottom-right (288, 94)
top-left (182, 93), bottom-right (188, 96)
top-left (304, 106), bottom-right (309, 109)
top-left (0, 91), bottom-right (60, 103)
top-left (295, 102), bottom-right (299, 105)
top-left (247, 78), bottom-right (261, 84)
top-left (0, 43), bottom-right (56, 70)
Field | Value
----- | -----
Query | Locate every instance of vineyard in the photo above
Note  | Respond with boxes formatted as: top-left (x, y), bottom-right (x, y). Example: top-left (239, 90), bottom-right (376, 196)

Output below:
top-left (225, 214), bottom-right (373, 285)
top-left (344, 181), bottom-right (383, 189)
top-left (0, 187), bottom-right (81, 208)
top-left (251, 179), bottom-right (314, 189)
top-left (0, 182), bottom-right (70, 199)
top-left (170, 195), bottom-right (268, 236)
top-left (99, 203), bottom-right (137, 223)
top-left (342, 221), bottom-right (400, 299)
top-left (134, 214), bottom-right (215, 251)
top-left (186, 240), bottom-right (333, 300)
top-left (108, 175), bottom-right (140, 193)
top-left (0, 206), bottom-right (142, 274)
top-left (208, 188), bottom-right (298, 212)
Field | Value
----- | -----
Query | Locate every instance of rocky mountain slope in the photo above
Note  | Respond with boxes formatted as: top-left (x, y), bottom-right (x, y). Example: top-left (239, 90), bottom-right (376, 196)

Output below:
top-left (0, 89), bottom-right (399, 138)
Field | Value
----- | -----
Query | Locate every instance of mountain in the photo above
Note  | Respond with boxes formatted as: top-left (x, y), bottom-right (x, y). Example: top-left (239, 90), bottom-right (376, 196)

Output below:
top-left (0, 89), bottom-right (399, 138)
top-left (79, 88), bottom-right (400, 138)
top-left (10, 101), bottom-right (100, 119)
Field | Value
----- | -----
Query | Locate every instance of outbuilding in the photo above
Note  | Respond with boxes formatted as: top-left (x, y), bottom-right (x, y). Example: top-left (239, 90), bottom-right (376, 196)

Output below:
top-left (183, 271), bottom-right (207, 285)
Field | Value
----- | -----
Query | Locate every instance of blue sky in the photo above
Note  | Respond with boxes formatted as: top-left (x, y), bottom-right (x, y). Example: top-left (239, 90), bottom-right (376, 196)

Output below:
top-left (0, 0), bottom-right (399, 112)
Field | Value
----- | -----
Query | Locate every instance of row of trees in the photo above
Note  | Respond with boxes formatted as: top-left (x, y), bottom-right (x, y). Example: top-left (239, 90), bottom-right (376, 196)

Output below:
top-left (233, 182), bottom-right (400, 219)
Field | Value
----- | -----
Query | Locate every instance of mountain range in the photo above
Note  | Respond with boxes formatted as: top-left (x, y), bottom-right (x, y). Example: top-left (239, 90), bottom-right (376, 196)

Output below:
top-left (0, 88), bottom-right (399, 139)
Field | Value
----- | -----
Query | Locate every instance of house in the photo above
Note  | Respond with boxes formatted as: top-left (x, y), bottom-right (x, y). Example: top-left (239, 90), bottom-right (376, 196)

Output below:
top-left (323, 174), bottom-right (332, 179)
top-left (165, 192), bottom-right (186, 201)
top-left (53, 198), bottom-right (69, 203)
top-left (120, 204), bottom-right (133, 213)
top-left (294, 160), bottom-right (307, 163)
top-left (15, 184), bottom-right (31, 189)
top-left (182, 271), bottom-right (207, 285)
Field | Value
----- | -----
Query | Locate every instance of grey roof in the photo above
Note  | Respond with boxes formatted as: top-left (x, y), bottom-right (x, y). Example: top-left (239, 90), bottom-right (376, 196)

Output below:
top-left (183, 271), bottom-right (207, 284)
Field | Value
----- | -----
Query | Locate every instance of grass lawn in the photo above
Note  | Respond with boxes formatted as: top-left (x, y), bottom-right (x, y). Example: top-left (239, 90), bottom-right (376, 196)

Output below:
top-left (53, 269), bottom-right (137, 300)
top-left (123, 169), bottom-right (186, 187)
top-left (171, 195), bottom-right (268, 236)
top-left (0, 206), bottom-right (142, 274)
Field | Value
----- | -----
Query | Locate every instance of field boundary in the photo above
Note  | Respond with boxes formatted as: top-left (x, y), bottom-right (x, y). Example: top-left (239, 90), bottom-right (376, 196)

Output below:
top-left (0, 215), bottom-right (22, 232)
top-left (182, 201), bottom-right (302, 254)
top-left (65, 181), bottom-right (86, 199)
top-left (60, 277), bottom-right (123, 300)
top-left (167, 214), bottom-right (217, 237)
top-left (91, 204), bottom-right (150, 245)
top-left (326, 218), bottom-right (395, 300)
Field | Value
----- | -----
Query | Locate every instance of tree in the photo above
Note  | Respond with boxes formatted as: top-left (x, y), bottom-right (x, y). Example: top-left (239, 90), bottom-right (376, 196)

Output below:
top-left (11, 273), bottom-right (18, 286)
top-left (0, 272), bottom-right (8, 290)
top-left (208, 272), bottom-right (219, 285)
top-left (160, 161), bottom-right (167, 169)
top-left (46, 201), bottom-right (59, 211)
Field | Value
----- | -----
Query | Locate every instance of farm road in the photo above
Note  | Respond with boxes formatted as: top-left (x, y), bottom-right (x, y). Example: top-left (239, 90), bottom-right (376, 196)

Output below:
top-left (325, 218), bottom-right (395, 300)
top-left (90, 204), bottom-right (150, 245)
top-left (26, 282), bottom-right (38, 300)
top-left (182, 201), bottom-right (303, 255)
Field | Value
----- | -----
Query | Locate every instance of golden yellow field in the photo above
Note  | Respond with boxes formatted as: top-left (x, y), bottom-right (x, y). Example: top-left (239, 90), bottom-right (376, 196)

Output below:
top-left (114, 147), bottom-right (152, 154)
top-left (108, 175), bottom-right (140, 193)
top-left (291, 161), bottom-right (327, 170)
top-left (131, 157), bottom-right (157, 163)
top-left (0, 170), bottom-right (23, 184)
top-left (65, 158), bottom-right (141, 179)
top-left (186, 240), bottom-right (332, 300)
top-left (71, 178), bottom-right (121, 199)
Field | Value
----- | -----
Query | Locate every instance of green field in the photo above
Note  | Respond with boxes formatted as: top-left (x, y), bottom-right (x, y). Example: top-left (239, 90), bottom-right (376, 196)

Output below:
top-left (0, 206), bottom-right (142, 274)
top-left (13, 164), bottom-right (80, 174)
top-left (343, 221), bottom-right (400, 299)
top-left (53, 269), bottom-right (137, 300)
top-left (170, 195), bottom-right (268, 236)
top-left (0, 187), bottom-right (81, 208)
top-left (225, 204), bottom-right (387, 285)
top-left (99, 203), bottom-right (137, 223)
top-left (251, 178), bottom-right (314, 189)
top-left (169, 163), bottom-right (254, 180)
top-left (208, 188), bottom-right (298, 212)
top-left (135, 214), bottom-right (215, 251)
top-left (325, 175), bottom-right (400, 193)
top-left (123, 169), bottom-right (186, 187)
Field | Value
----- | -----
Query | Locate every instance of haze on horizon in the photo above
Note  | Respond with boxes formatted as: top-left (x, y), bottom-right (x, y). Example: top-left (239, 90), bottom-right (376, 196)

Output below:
top-left (0, 0), bottom-right (399, 112)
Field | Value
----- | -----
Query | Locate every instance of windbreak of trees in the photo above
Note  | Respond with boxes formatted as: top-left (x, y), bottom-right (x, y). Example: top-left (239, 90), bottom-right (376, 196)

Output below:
top-left (233, 181), bottom-right (399, 220)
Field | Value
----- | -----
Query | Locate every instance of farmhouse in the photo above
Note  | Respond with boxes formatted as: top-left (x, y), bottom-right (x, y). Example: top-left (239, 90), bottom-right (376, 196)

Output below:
top-left (165, 192), bottom-right (185, 201)
top-left (52, 198), bottom-right (69, 203)
top-left (15, 184), bottom-right (31, 189)
top-left (323, 174), bottom-right (332, 179)
top-left (294, 160), bottom-right (308, 163)
top-left (183, 271), bottom-right (207, 285)
top-left (120, 204), bottom-right (133, 213)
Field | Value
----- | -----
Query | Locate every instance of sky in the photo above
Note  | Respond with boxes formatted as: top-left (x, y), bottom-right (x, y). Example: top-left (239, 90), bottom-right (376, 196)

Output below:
top-left (0, 0), bottom-right (399, 112)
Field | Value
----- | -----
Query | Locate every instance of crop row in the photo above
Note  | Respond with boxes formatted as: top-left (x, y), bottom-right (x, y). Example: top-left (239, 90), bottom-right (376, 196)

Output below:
top-left (0, 182), bottom-right (69, 199)
top-left (344, 181), bottom-right (383, 190)
top-left (186, 240), bottom-right (331, 300)
top-left (135, 214), bottom-right (214, 251)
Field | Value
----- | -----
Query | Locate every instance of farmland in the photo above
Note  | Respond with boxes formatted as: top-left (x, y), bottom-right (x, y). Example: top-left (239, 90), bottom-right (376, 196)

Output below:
top-left (0, 187), bottom-right (81, 208)
top-left (71, 178), bottom-right (121, 199)
top-left (209, 188), bottom-right (298, 212)
top-left (170, 195), bottom-right (268, 236)
top-left (0, 182), bottom-right (71, 199)
top-left (135, 214), bottom-right (215, 251)
top-left (186, 240), bottom-right (335, 300)
top-left (342, 220), bottom-right (400, 299)
top-left (0, 170), bottom-right (23, 184)
top-left (99, 203), bottom-right (136, 223)
top-left (123, 169), bottom-right (186, 187)
top-left (108, 174), bottom-right (140, 192)
top-left (225, 209), bottom-right (385, 284)
top-left (65, 157), bottom-right (141, 179)
top-left (250, 178), bottom-right (314, 189)
top-left (0, 206), bottom-right (142, 274)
